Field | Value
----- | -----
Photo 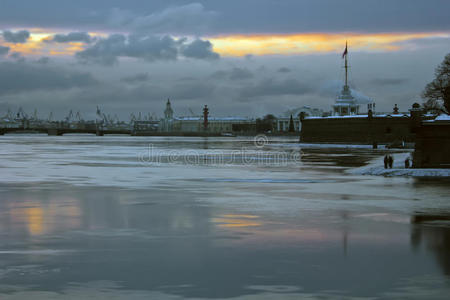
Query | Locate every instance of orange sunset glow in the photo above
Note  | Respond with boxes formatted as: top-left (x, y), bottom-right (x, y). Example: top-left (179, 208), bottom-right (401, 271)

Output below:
top-left (0, 30), bottom-right (102, 56)
top-left (209, 32), bottom-right (449, 56)
top-left (1, 30), bottom-right (448, 58)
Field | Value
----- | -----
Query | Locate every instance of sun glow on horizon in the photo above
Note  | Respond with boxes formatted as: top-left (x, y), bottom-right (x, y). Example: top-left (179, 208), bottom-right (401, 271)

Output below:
top-left (0, 29), bottom-right (108, 57)
top-left (1, 29), bottom-right (448, 58)
top-left (208, 32), bottom-right (450, 57)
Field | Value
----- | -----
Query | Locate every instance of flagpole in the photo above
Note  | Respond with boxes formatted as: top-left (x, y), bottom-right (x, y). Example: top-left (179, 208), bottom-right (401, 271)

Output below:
top-left (344, 41), bottom-right (348, 87)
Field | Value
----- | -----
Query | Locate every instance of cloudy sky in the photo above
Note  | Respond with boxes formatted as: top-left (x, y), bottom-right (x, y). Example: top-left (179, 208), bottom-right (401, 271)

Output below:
top-left (0, 0), bottom-right (449, 119)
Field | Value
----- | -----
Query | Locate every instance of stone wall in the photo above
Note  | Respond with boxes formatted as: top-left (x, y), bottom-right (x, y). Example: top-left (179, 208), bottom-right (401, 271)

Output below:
top-left (413, 121), bottom-right (450, 168)
top-left (300, 115), bottom-right (418, 144)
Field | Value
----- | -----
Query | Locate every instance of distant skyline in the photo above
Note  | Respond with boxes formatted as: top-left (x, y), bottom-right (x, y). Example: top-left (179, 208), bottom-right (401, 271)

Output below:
top-left (1, 0), bottom-right (450, 119)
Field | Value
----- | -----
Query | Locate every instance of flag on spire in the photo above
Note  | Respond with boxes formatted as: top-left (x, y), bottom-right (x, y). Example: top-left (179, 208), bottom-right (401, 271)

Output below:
top-left (342, 42), bottom-right (348, 59)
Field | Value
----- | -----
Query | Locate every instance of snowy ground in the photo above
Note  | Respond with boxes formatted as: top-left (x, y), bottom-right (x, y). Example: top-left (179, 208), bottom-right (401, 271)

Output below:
top-left (269, 141), bottom-right (450, 177)
top-left (349, 152), bottom-right (450, 177)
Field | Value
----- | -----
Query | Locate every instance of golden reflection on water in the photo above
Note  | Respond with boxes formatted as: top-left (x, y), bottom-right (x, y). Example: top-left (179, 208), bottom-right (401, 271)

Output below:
top-left (211, 211), bottom-right (410, 249)
top-left (211, 214), bottom-right (262, 228)
top-left (25, 207), bottom-right (45, 235)
top-left (7, 199), bottom-right (81, 236)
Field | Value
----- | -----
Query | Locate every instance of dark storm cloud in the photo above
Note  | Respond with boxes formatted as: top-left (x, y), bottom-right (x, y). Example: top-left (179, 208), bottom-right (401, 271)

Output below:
top-left (120, 72), bottom-right (150, 83)
top-left (77, 34), bottom-right (219, 65)
top-left (211, 67), bottom-right (253, 80)
top-left (239, 78), bottom-right (312, 98)
top-left (9, 52), bottom-right (25, 62)
top-left (181, 39), bottom-right (219, 60)
top-left (71, 79), bottom-right (215, 109)
top-left (76, 34), bottom-right (127, 65)
top-left (108, 3), bottom-right (217, 35)
top-left (170, 81), bottom-right (215, 99)
top-left (371, 78), bottom-right (409, 86)
top-left (278, 67), bottom-right (291, 73)
top-left (2, 30), bottom-right (30, 43)
top-left (76, 34), bottom-right (179, 65)
top-left (122, 81), bottom-right (215, 102)
top-left (50, 32), bottom-right (93, 43)
top-left (0, 61), bottom-right (98, 95)
top-left (0, 45), bottom-right (9, 55)
top-left (0, 1), bottom-right (449, 34)
top-left (35, 57), bottom-right (50, 64)
top-left (210, 70), bottom-right (227, 80)
top-left (210, 0), bottom-right (450, 34)
top-left (229, 67), bottom-right (253, 80)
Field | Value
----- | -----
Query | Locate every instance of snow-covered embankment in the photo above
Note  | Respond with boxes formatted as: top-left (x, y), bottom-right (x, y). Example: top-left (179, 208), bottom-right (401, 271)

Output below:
top-left (349, 152), bottom-right (450, 177)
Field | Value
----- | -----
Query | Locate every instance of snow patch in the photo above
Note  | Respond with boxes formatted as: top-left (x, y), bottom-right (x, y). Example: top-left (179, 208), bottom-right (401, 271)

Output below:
top-left (350, 152), bottom-right (450, 177)
top-left (435, 114), bottom-right (450, 121)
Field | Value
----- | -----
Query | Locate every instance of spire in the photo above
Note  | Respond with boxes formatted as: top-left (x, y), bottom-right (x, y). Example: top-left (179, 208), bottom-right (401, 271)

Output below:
top-left (334, 41), bottom-right (359, 116)
top-left (344, 41), bottom-right (348, 87)
top-left (164, 98), bottom-right (173, 119)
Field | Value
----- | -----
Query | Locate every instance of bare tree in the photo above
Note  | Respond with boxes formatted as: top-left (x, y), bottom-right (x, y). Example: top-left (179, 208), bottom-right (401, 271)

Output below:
top-left (422, 53), bottom-right (450, 115)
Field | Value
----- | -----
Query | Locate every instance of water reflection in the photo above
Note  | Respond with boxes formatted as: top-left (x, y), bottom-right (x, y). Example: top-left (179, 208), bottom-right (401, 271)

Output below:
top-left (211, 214), bottom-right (262, 228)
top-left (299, 148), bottom-right (376, 168)
top-left (0, 136), bottom-right (449, 299)
top-left (411, 213), bottom-right (450, 276)
top-left (0, 183), bottom-right (449, 298)
top-left (25, 206), bottom-right (44, 235)
top-left (0, 190), bottom-right (81, 238)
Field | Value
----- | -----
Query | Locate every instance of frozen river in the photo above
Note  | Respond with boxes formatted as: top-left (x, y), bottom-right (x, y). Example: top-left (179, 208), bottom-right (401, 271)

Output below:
top-left (0, 135), bottom-right (449, 299)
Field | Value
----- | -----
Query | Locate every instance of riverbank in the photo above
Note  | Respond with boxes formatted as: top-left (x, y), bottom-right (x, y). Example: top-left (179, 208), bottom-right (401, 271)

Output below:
top-left (349, 152), bottom-right (450, 177)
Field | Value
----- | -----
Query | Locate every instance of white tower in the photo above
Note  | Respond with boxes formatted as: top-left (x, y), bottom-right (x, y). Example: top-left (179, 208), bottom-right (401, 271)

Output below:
top-left (161, 98), bottom-right (174, 132)
top-left (333, 42), bottom-right (360, 116)
top-left (164, 98), bottom-right (173, 119)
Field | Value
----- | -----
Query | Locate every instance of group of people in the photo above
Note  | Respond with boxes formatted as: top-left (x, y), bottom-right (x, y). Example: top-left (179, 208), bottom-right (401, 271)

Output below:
top-left (384, 154), bottom-right (412, 169)
top-left (404, 157), bottom-right (411, 168)
top-left (384, 154), bottom-right (394, 169)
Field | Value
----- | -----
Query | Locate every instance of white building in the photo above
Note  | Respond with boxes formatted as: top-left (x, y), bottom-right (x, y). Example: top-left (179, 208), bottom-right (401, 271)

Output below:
top-left (172, 117), bottom-right (251, 133)
top-left (333, 84), bottom-right (360, 116)
top-left (158, 99), bottom-right (255, 133)
top-left (276, 106), bottom-right (323, 132)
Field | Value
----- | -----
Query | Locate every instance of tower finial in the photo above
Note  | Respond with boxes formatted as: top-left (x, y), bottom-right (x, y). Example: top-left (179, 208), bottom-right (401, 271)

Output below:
top-left (343, 41), bottom-right (349, 87)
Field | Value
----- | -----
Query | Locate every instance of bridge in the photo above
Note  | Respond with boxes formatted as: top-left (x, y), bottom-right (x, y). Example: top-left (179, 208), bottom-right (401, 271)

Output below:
top-left (0, 126), bottom-right (131, 136)
top-left (1, 107), bottom-right (132, 136)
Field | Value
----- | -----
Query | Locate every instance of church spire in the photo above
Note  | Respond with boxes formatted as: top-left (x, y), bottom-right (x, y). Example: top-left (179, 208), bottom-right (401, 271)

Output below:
top-left (164, 98), bottom-right (173, 119)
